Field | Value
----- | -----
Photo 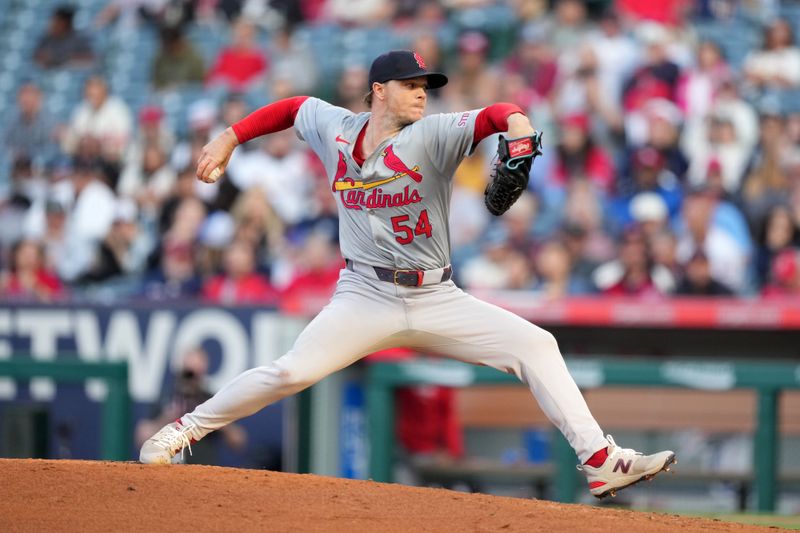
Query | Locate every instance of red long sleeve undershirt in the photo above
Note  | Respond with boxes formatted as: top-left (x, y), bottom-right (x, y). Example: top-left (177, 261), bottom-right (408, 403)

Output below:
top-left (231, 96), bottom-right (309, 143)
top-left (472, 102), bottom-right (526, 145)
top-left (231, 97), bottom-right (525, 153)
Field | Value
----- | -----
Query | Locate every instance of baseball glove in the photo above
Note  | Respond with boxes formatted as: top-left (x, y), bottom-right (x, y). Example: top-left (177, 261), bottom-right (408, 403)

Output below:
top-left (484, 132), bottom-right (543, 216)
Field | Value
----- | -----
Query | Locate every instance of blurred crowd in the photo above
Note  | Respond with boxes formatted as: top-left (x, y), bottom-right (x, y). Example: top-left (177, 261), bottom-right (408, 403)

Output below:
top-left (2, 0), bottom-right (800, 306)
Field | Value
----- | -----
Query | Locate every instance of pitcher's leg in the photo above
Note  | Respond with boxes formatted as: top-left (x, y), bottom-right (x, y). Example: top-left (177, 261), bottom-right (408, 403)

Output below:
top-left (182, 272), bottom-right (407, 441)
top-left (406, 285), bottom-right (607, 462)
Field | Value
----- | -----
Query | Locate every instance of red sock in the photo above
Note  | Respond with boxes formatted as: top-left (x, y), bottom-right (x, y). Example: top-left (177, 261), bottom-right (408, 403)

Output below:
top-left (583, 446), bottom-right (609, 468)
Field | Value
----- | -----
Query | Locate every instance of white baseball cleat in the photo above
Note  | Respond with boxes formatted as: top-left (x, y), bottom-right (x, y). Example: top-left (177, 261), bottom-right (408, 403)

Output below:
top-left (577, 435), bottom-right (676, 499)
top-left (139, 421), bottom-right (195, 464)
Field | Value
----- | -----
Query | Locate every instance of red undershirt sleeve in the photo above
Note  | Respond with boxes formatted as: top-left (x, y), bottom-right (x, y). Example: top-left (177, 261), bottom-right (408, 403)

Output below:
top-left (472, 103), bottom-right (526, 146)
top-left (231, 96), bottom-right (310, 143)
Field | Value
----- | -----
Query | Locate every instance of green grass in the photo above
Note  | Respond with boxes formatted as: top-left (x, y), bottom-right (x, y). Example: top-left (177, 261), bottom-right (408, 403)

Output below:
top-left (677, 512), bottom-right (800, 530)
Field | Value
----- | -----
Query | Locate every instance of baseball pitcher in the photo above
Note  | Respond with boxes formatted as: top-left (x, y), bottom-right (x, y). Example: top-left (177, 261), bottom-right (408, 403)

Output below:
top-left (140, 50), bottom-right (676, 498)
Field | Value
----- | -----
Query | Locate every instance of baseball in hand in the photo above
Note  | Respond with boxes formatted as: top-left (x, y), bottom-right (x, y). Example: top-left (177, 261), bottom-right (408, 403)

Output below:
top-left (209, 167), bottom-right (223, 182)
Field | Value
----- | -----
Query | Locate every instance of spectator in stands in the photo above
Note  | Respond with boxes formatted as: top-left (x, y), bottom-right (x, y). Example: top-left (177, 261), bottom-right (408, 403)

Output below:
top-left (135, 347), bottom-right (246, 465)
top-left (80, 198), bottom-right (153, 285)
top-left (551, 113), bottom-right (615, 195)
top-left (503, 25), bottom-right (559, 105)
top-left (207, 18), bottom-right (267, 92)
top-left (594, 226), bottom-right (671, 297)
top-left (744, 18), bottom-right (800, 91)
top-left (587, 10), bottom-right (639, 108)
top-left (683, 108), bottom-right (753, 195)
top-left (676, 188), bottom-right (751, 294)
top-left (230, 188), bottom-right (285, 271)
top-left (118, 144), bottom-right (177, 215)
top-left (26, 194), bottom-right (69, 278)
top-left (610, 147), bottom-right (683, 233)
top-left (56, 157), bottom-right (118, 282)
top-left (3, 82), bottom-right (58, 169)
top-left (152, 25), bottom-right (205, 91)
top-left (279, 231), bottom-right (342, 315)
top-left (228, 129), bottom-right (314, 226)
top-left (741, 112), bottom-right (793, 227)
top-left (0, 239), bottom-right (63, 302)
top-left (622, 22), bottom-right (681, 146)
top-left (762, 248), bottom-right (800, 297)
top-left (561, 179), bottom-right (616, 258)
top-left (553, 44), bottom-right (624, 134)
top-left (61, 75), bottom-right (133, 161)
top-left (675, 250), bottom-right (734, 296)
top-left (142, 240), bottom-right (201, 300)
top-left (676, 41), bottom-right (732, 119)
top-left (709, 78), bottom-right (760, 148)
top-left (0, 156), bottom-right (47, 262)
top-left (488, 192), bottom-right (539, 259)
top-left (33, 4), bottom-right (94, 69)
top-left (157, 167), bottom-right (200, 234)
top-left (443, 31), bottom-right (500, 111)
top-left (268, 24), bottom-right (318, 96)
top-left (121, 105), bottom-right (176, 193)
top-left (1, 156), bottom-right (47, 220)
top-left (649, 227), bottom-right (681, 283)
top-left (629, 191), bottom-right (670, 241)
top-left (533, 238), bottom-right (592, 298)
top-left (196, 211), bottom-right (233, 279)
top-left (202, 238), bottom-right (277, 304)
top-left (560, 222), bottom-right (607, 291)
top-left (334, 65), bottom-right (371, 114)
top-left (141, 222), bottom-right (204, 301)
top-left (754, 204), bottom-right (800, 286)
top-left (548, 0), bottom-right (591, 51)
top-left (460, 231), bottom-right (536, 291)
top-left (638, 98), bottom-right (688, 181)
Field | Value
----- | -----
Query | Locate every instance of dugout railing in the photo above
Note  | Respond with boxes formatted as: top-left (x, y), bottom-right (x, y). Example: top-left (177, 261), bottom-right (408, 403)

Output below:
top-left (366, 358), bottom-right (800, 512)
top-left (0, 359), bottom-right (130, 460)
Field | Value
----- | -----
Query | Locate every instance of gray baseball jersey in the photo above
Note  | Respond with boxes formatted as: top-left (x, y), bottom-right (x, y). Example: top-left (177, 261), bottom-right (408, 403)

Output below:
top-left (294, 97), bottom-right (479, 271)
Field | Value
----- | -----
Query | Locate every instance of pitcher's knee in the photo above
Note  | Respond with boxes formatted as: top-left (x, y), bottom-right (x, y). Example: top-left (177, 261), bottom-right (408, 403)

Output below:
top-left (539, 329), bottom-right (561, 354)
top-left (256, 362), bottom-right (316, 392)
top-left (513, 328), bottom-right (563, 369)
top-left (519, 327), bottom-right (560, 355)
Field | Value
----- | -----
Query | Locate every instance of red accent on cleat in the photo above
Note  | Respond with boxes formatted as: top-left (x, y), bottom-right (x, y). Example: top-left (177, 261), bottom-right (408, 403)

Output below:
top-left (584, 446), bottom-right (609, 468)
top-left (175, 418), bottom-right (197, 444)
top-left (589, 481), bottom-right (606, 489)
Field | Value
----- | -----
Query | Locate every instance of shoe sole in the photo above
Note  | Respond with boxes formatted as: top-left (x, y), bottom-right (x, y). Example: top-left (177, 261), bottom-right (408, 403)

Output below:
top-left (593, 453), bottom-right (677, 499)
top-left (138, 455), bottom-right (171, 465)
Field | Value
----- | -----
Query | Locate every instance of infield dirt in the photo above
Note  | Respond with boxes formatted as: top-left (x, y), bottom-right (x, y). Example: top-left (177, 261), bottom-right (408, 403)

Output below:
top-left (0, 459), bottom-right (788, 532)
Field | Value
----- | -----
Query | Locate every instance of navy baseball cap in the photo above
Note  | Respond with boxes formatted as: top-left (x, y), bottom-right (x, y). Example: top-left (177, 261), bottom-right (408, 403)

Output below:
top-left (368, 50), bottom-right (448, 90)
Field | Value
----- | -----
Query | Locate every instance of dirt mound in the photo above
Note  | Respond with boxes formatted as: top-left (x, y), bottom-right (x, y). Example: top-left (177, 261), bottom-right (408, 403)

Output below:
top-left (0, 459), bottom-right (783, 532)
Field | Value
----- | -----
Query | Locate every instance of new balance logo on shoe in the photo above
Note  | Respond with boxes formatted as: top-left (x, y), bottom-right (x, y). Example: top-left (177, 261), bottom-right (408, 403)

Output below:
top-left (613, 459), bottom-right (632, 474)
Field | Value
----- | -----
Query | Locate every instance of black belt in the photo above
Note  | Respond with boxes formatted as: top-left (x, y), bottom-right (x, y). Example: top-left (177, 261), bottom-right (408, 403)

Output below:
top-left (345, 259), bottom-right (452, 287)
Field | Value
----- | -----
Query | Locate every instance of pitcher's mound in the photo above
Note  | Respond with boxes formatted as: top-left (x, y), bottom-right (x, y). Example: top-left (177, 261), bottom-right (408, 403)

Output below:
top-left (0, 459), bottom-right (779, 532)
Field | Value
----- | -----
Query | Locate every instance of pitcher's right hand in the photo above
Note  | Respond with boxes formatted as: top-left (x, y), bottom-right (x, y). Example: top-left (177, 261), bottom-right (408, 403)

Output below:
top-left (197, 127), bottom-right (240, 183)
